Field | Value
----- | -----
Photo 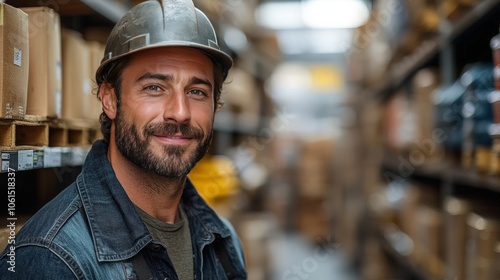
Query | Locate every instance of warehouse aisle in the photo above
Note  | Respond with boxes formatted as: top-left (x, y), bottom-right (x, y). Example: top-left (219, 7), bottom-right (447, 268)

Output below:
top-left (268, 233), bottom-right (361, 280)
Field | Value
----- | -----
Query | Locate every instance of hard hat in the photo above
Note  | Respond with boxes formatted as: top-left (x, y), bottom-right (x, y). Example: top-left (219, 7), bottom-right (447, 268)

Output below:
top-left (96, 0), bottom-right (233, 81)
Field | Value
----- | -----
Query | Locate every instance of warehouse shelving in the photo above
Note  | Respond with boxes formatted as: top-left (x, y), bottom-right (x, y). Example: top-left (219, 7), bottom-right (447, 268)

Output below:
top-left (375, 224), bottom-right (429, 280)
top-left (340, 1), bottom-right (500, 279)
top-left (374, 0), bottom-right (500, 101)
top-left (381, 153), bottom-right (500, 193)
top-left (7, 0), bottom-right (128, 24)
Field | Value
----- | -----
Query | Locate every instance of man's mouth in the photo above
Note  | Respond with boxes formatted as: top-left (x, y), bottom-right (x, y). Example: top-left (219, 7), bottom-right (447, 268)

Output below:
top-left (146, 123), bottom-right (203, 145)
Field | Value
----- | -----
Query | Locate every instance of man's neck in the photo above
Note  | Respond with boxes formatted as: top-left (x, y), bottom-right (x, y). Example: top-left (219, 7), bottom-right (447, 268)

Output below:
top-left (107, 143), bottom-right (185, 224)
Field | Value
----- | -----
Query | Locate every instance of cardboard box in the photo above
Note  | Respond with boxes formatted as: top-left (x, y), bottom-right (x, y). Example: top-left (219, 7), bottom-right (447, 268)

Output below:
top-left (444, 197), bottom-right (472, 280)
top-left (295, 197), bottom-right (331, 241)
top-left (412, 68), bottom-right (440, 145)
top-left (0, 4), bottom-right (29, 119)
top-left (466, 212), bottom-right (500, 280)
top-left (416, 205), bottom-right (444, 278)
top-left (22, 7), bottom-right (62, 118)
top-left (297, 138), bottom-right (334, 199)
top-left (61, 28), bottom-right (91, 121)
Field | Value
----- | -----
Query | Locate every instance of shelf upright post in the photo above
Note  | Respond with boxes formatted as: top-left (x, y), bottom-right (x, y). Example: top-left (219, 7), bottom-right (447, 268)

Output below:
top-left (438, 1), bottom-right (456, 87)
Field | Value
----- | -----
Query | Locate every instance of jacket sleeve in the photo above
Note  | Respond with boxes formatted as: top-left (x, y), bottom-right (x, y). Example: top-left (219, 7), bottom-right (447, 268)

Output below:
top-left (0, 245), bottom-right (78, 279)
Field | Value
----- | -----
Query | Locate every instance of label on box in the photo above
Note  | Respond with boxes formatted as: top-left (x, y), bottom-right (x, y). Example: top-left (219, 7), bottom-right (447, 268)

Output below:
top-left (33, 150), bottom-right (44, 169)
top-left (1, 152), bottom-right (10, 172)
top-left (5, 103), bottom-right (12, 119)
top-left (13, 48), bottom-right (22, 66)
top-left (18, 106), bottom-right (24, 118)
top-left (44, 147), bottom-right (62, 168)
top-left (1, 152), bottom-right (16, 173)
top-left (1, 161), bottom-right (8, 172)
top-left (17, 150), bottom-right (33, 171)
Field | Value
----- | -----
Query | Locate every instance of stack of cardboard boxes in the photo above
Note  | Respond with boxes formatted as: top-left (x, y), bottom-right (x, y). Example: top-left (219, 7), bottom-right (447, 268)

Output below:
top-left (295, 137), bottom-right (335, 242)
top-left (0, 3), bottom-right (106, 250)
top-left (0, 3), bottom-right (106, 149)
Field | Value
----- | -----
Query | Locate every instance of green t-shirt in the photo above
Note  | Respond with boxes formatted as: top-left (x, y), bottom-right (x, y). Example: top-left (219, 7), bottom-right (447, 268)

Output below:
top-left (136, 204), bottom-right (193, 280)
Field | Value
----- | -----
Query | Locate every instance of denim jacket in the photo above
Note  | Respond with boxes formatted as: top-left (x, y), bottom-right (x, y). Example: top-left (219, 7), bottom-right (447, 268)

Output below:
top-left (0, 140), bottom-right (247, 279)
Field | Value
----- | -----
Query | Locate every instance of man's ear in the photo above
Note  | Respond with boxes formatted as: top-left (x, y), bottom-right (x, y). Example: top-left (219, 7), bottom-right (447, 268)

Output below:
top-left (100, 83), bottom-right (117, 120)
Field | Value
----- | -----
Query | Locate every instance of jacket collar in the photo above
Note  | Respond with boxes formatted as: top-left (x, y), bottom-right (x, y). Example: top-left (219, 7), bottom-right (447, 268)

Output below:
top-left (77, 140), bottom-right (231, 262)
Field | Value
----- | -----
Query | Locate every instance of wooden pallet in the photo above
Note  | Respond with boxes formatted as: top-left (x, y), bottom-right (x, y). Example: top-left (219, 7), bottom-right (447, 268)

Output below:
top-left (0, 117), bottom-right (102, 149)
top-left (49, 118), bottom-right (101, 147)
top-left (0, 120), bottom-right (49, 150)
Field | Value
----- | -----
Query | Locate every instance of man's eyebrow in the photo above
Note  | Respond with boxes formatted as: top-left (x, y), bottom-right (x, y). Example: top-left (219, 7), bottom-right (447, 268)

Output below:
top-left (190, 77), bottom-right (213, 91)
top-left (136, 73), bottom-right (173, 82)
top-left (136, 74), bottom-right (212, 91)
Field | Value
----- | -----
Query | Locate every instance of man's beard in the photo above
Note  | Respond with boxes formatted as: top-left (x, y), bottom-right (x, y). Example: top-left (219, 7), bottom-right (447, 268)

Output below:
top-left (114, 110), bottom-right (212, 178)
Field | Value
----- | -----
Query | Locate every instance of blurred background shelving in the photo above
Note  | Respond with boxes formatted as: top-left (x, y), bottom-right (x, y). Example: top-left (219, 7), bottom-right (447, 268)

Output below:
top-left (1, 0), bottom-right (500, 279)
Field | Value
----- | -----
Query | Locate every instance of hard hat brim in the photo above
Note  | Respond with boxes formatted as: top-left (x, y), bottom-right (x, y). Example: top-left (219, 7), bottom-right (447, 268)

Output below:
top-left (95, 41), bottom-right (233, 82)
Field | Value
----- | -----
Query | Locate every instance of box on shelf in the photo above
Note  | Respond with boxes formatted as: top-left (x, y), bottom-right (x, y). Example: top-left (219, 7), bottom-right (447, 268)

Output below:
top-left (475, 146), bottom-right (491, 173)
top-left (412, 68), bottom-right (440, 141)
top-left (295, 197), bottom-right (331, 242)
top-left (466, 211), bottom-right (500, 280)
top-left (444, 197), bottom-right (473, 280)
top-left (61, 28), bottom-right (91, 122)
top-left (297, 137), bottom-right (334, 199)
top-left (490, 137), bottom-right (500, 175)
top-left (361, 235), bottom-right (393, 280)
top-left (416, 205), bottom-right (444, 278)
top-left (22, 7), bottom-right (62, 119)
top-left (0, 3), bottom-right (28, 120)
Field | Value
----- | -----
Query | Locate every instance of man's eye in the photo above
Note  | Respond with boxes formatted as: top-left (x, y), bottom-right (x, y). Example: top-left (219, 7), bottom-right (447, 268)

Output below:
top-left (190, 89), bottom-right (207, 96)
top-left (144, 85), bottom-right (162, 91)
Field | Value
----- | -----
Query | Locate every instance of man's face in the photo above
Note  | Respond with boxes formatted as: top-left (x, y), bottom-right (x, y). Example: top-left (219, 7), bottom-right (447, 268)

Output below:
top-left (114, 47), bottom-right (215, 178)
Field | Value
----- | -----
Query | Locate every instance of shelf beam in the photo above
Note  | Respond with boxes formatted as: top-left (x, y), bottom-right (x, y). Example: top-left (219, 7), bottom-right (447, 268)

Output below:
top-left (1, 147), bottom-right (90, 173)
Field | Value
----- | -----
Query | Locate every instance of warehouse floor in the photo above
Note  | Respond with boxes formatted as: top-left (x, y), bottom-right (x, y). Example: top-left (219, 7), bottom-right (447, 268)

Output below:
top-left (268, 232), bottom-right (361, 280)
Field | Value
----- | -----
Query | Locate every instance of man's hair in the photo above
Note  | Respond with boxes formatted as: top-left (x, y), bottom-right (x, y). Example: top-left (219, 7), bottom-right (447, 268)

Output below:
top-left (95, 51), bottom-right (226, 143)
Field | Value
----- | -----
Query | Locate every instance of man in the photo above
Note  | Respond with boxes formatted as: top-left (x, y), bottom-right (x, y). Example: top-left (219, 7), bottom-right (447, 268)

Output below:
top-left (0, 0), bottom-right (246, 279)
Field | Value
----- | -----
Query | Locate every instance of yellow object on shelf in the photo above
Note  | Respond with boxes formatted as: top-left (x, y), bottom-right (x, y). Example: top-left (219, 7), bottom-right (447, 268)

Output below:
top-left (188, 155), bottom-right (239, 205)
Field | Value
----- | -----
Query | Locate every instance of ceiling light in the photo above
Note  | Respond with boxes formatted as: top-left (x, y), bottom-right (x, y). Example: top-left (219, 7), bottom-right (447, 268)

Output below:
top-left (256, 0), bottom-right (370, 30)
top-left (302, 0), bottom-right (370, 29)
